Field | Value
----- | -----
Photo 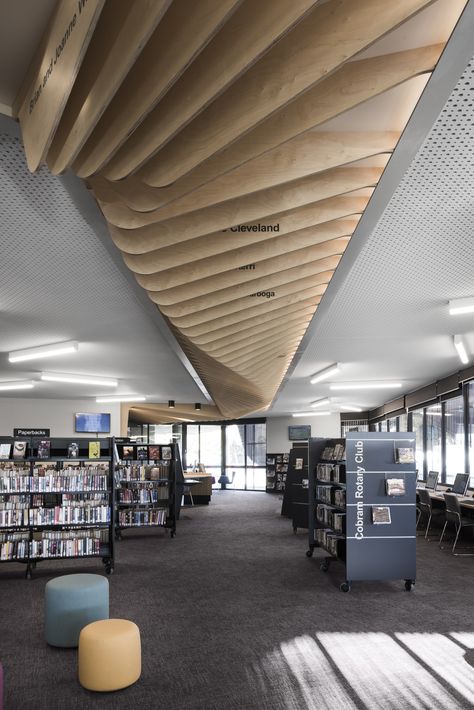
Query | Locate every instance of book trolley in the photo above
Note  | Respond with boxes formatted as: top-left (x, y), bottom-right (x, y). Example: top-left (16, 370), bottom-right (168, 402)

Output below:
top-left (281, 442), bottom-right (309, 532)
top-left (114, 441), bottom-right (178, 539)
top-left (0, 436), bottom-right (115, 579)
top-left (307, 432), bottom-right (417, 592)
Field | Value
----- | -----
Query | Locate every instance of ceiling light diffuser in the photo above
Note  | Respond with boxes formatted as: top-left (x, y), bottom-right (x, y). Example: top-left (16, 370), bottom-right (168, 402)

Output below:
top-left (330, 382), bottom-right (402, 391)
top-left (339, 405), bottom-right (363, 412)
top-left (0, 380), bottom-right (35, 391)
top-left (311, 398), bottom-right (330, 408)
top-left (453, 334), bottom-right (469, 364)
top-left (292, 411), bottom-right (331, 417)
top-left (8, 340), bottom-right (79, 363)
top-left (96, 396), bottom-right (146, 403)
top-left (448, 297), bottom-right (474, 315)
top-left (309, 363), bottom-right (340, 385)
top-left (41, 372), bottom-right (118, 387)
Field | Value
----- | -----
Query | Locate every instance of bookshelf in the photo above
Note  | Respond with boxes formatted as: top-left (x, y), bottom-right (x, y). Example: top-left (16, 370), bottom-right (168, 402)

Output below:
top-left (0, 436), bottom-right (114, 579)
top-left (114, 442), bottom-right (178, 539)
top-left (265, 453), bottom-right (288, 493)
top-left (307, 432), bottom-right (417, 592)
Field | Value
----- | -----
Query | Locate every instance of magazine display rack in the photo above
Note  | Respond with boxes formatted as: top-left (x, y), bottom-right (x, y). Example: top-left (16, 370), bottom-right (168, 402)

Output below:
top-left (281, 442), bottom-right (309, 531)
top-left (114, 441), bottom-right (178, 539)
top-left (307, 432), bottom-right (416, 592)
top-left (0, 436), bottom-right (114, 578)
top-left (266, 453), bottom-right (289, 493)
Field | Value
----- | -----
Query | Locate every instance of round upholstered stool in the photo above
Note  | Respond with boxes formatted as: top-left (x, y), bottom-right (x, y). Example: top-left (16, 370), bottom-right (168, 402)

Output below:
top-left (45, 573), bottom-right (109, 648)
top-left (78, 619), bottom-right (141, 692)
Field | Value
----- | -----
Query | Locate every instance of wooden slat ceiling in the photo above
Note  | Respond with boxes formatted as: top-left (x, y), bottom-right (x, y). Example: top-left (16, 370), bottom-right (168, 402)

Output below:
top-left (15, 0), bottom-right (467, 420)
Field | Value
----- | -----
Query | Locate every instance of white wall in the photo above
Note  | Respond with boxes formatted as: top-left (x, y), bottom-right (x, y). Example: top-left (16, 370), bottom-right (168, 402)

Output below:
top-left (0, 397), bottom-right (121, 437)
top-left (266, 414), bottom-right (341, 453)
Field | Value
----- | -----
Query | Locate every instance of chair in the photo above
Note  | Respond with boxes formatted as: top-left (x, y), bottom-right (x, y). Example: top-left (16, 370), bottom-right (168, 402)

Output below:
top-left (417, 488), bottom-right (444, 538)
top-left (439, 493), bottom-right (474, 555)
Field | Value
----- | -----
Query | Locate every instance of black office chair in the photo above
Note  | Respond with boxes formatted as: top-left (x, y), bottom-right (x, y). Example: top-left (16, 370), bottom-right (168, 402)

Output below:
top-left (439, 493), bottom-right (474, 555)
top-left (417, 488), bottom-right (444, 539)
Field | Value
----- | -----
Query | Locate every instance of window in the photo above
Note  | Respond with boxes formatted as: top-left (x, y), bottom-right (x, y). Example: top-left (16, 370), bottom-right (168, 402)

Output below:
top-left (379, 420), bottom-right (388, 432)
top-left (388, 417), bottom-right (398, 432)
top-left (469, 382), bottom-right (474, 483)
top-left (224, 422), bottom-right (266, 490)
top-left (398, 413), bottom-right (408, 432)
top-left (186, 424), bottom-right (221, 481)
top-left (444, 395), bottom-right (465, 484)
top-left (426, 405), bottom-right (442, 479)
top-left (410, 409), bottom-right (424, 478)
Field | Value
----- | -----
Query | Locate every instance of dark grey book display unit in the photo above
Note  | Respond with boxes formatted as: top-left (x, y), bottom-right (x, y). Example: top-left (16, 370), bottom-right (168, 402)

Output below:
top-left (281, 442), bottom-right (309, 531)
top-left (307, 432), bottom-right (417, 592)
top-left (0, 436), bottom-right (115, 578)
top-left (114, 441), bottom-right (178, 539)
top-left (266, 453), bottom-right (288, 493)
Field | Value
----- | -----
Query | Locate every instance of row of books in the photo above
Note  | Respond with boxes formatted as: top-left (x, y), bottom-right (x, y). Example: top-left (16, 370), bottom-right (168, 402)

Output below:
top-left (30, 537), bottom-right (101, 558)
top-left (29, 505), bottom-right (110, 525)
top-left (1, 475), bottom-right (109, 493)
top-left (118, 509), bottom-right (167, 526)
top-left (316, 528), bottom-right (346, 559)
top-left (117, 463), bottom-right (169, 481)
top-left (316, 463), bottom-right (346, 483)
top-left (321, 444), bottom-right (346, 461)
top-left (118, 488), bottom-right (168, 504)
top-left (119, 445), bottom-right (172, 461)
top-left (315, 485), bottom-right (346, 507)
top-left (316, 504), bottom-right (346, 533)
top-left (0, 441), bottom-right (103, 459)
top-left (0, 534), bottom-right (29, 560)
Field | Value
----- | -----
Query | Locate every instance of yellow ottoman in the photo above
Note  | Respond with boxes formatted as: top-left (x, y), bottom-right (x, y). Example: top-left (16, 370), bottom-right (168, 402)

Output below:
top-left (78, 619), bottom-right (141, 692)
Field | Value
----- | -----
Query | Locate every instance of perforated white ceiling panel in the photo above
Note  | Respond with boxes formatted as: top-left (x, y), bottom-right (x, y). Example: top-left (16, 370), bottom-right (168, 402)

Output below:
top-left (274, 54), bottom-right (474, 414)
top-left (0, 127), bottom-right (204, 401)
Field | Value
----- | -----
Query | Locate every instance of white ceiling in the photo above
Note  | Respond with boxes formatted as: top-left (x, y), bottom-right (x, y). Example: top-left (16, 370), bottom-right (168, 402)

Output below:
top-left (0, 1), bottom-right (473, 419)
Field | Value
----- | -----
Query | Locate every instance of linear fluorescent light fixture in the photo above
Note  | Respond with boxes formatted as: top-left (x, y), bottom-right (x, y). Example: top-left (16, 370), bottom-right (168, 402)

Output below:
top-left (340, 405), bottom-right (363, 412)
top-left (449, 297), bottom-right (474, 315)
top-left (292, 411), bottom-right (331, 417)
top-left (330, 382), bottom-right (402, 391)
top-left (0, 380), bottom-right (35, 391)
top-left (453, 334), bottom-right (469, 364)
top-left (8, 340), bottom-right (79, 363)
top-left (310, 363), bottom-right (340, 385)
top-left (41, 372), bottom-right (118, 387)
top-left (96, 395), bottom-right (146, 403)
top-left (311, 398), bottom-right (330, 408)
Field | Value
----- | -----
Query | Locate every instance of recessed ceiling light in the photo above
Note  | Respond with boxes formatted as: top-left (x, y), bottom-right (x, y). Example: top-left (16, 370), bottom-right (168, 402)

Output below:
top-left (310, 398), bottom-right (330, 408)
top-left (8, 340), bottom-right (79, 363)
top-left (309, 363), bottom-right (340, 385)
top-left (453, 334), bottom-right (469, 364)
top-left (195, 403), bottom-right (202, 410)
top-left (292, 411), bottom-right (331, 417)
top-left (96, 395), bottom-right (146, 403)
top-left (330, 382), bottom-right (402, 390)
top-left (0, 380), bottom-right (35, 391)
top-left (41, 372), bottom-right (118, 387)
top-left (448, 297), bottom-right (474, 315)
top-left (168, 400), bottom-right (175, 408)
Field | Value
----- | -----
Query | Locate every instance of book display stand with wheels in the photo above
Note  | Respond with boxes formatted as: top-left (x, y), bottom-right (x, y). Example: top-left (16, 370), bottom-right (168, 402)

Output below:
top-left (307, 432), bottom-right (417, 592)
top-left (281, 442), bottom-right (309, 532)
top-left (265, 453), bottom-right (288, 493)
top-left (0, 436), bottom-right (115, 578)
top-left (114, 442), bottom-right (178, 540)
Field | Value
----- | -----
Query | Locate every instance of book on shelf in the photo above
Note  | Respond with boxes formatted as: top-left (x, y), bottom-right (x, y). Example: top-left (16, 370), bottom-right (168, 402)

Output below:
top-left (282, 453), bottom-right (289, 463)
top-left (122, 445), bottom-right (134, 460)
top-left (88, 441), bottom-right (101, 459)
top-left (12, 441), bottom-right (27, 459)
top-left (386, 478), bottom-right (406, 496)
top-left (0, 443), bottom-right (11, 459)
top-left (137, 446), bottom-right (148, 461)
top-left (37, 440), bottom-right (51, 459)
top-left (395, 447), bottom-right (415, 464)
top-left (148, 445), bottom-right (160, 460)
top-left (372, 506), bottom-right (391, 524)
top-left (68, 442), bottom-right (79, 458)
top-left (295, 458), bottom-right (303, 470)
top-left (266, 457), bottom-right (275, 465)
top-left (161, 446), bottom-right (172, 460)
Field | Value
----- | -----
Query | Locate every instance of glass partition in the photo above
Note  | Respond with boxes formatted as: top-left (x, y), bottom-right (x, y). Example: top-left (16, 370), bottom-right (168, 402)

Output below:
top-left (426, 405), bottom-right (442, 478)
top-left (445, 395), bottom-right (465, 484)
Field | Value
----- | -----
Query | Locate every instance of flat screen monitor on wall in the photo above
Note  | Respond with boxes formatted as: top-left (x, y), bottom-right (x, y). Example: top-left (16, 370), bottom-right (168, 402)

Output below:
top-left (74, 412), bottom-right (111, 433)
top-left (288, 425), bottom-right (311, 441)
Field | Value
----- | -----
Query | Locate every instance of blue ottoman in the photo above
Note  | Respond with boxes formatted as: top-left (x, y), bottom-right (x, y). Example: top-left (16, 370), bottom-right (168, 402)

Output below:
top-left (45, 573), bottom-right (109, 647)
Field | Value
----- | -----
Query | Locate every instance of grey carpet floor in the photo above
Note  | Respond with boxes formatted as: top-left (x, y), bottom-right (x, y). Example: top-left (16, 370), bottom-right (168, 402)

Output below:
top-left (1, 491), bottom-right (474, 710)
